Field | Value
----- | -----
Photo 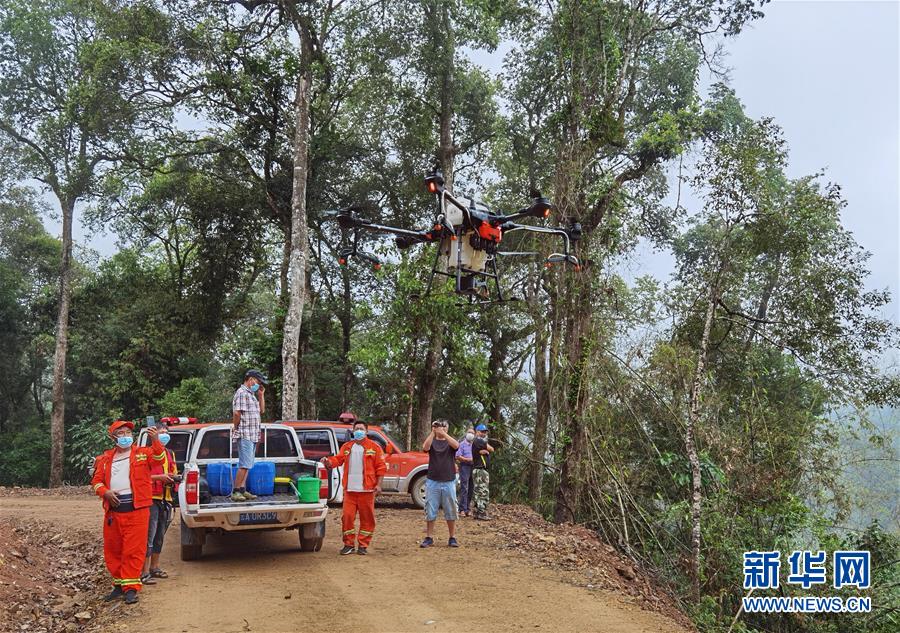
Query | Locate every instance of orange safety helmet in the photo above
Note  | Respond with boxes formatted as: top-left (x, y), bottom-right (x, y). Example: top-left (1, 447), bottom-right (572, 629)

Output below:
top-left (108, 420), bottom-right (134, 435)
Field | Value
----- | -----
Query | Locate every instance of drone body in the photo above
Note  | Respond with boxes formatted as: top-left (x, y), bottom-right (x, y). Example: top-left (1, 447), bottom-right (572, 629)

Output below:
top-left (334, 166), bottom-right (581, 304)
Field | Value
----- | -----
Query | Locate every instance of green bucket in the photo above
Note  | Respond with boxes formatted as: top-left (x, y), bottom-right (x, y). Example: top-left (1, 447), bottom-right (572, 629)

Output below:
top-left (291, 476), bottom-right (320, 503)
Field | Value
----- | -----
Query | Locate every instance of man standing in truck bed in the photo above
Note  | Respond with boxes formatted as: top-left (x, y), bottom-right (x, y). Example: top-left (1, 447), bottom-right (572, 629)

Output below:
top-left (320, 419), bottom-right (386, 555)
top-left (231, 369), bottom-right (267, 502)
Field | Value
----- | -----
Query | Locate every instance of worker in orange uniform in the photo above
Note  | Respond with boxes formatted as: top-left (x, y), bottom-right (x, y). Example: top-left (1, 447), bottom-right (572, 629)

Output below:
top-left (320, 418), bottom-right (386, 555)
top-left (91, 421), bottom-right (165, 604)
top-left (141, 419), bottom-right (180, 585)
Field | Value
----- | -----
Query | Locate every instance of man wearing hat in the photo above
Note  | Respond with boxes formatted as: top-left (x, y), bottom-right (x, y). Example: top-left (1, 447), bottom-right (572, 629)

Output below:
top-left (91, 420), bottom-right (165, 604)
top-left (470, 423), bottom-right (495, 520)
top-left (231, 369), bottom-right (267, 502)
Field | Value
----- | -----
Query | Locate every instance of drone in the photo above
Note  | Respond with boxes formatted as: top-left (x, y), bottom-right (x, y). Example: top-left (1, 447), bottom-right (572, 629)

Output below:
top-left (331, 165), bottom-right (582, 304)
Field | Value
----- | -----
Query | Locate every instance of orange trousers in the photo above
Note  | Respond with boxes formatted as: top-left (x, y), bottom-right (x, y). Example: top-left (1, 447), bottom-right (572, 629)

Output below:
top-left (103, 507), bottom-right (150, 592)
top-left (342, 491), bottom-right (376, 547)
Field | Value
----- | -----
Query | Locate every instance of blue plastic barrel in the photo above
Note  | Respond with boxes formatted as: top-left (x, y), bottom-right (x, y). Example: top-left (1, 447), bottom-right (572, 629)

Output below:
top-left (207, 462), bottom-right (235, 496)
top-left (247, 461), bottom-right (275, 496)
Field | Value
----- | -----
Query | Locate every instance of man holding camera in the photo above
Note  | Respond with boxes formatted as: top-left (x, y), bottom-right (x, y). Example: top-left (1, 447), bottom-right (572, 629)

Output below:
top-left (420, 419), bottom-right (460, 548)
top-left (91, 420), bottom-right (165, 604)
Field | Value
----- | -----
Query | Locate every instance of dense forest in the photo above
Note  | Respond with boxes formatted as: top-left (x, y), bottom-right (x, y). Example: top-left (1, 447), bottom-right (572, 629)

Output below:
top-left (0, 1), bottom-right (897, 631)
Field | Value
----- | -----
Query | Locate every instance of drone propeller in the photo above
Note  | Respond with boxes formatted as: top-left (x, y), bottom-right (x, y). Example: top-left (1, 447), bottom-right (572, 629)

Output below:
top-left (337, 246), bottom-right (382, 271)
top-left (502, 190), bottom-right (555, 222)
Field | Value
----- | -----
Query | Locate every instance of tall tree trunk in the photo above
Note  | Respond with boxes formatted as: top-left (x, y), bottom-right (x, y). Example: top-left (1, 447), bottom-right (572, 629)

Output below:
top-left (528, 318), bottom-right (550, 505)
top-left (405, 363), bottom-right (416, 451)
top-left (742, 253), bottom-right (782, 354)
top-left (685, 262), bottom-right (726, 602)
top-left (553, 266), bottom-right (593, 523)
top-left (298, 331), bottom-right (317, 419)
top-left (49, 197), bottom-right (75, 487)
top-left (486, 333), bottom-right (504, 424)
top-left (413, 1), bottom-right (455, 444)
top-left (281, 36), bottom-right (313, 421)
top-left (340, 264), bottom-right (353, 409)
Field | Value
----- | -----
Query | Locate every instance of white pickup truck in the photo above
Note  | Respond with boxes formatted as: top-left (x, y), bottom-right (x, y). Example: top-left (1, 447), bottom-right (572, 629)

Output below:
top-left (170, 423), bottom-right (329, 561)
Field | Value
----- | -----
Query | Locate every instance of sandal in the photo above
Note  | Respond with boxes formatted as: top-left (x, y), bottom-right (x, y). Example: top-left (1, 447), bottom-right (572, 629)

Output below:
top-left (149, 568), bottom-right (168, 578)
top-left (140, 573), bottom-right (157, 585)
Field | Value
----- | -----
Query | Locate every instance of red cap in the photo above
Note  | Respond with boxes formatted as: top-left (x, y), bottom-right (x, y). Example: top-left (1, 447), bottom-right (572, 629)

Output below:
top-left (108, 420), bottom-right (134, 434)
top-left (337, 411), bottom-right (358, 423)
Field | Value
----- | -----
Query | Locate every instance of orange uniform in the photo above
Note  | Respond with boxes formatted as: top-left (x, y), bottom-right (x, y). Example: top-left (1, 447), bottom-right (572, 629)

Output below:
top-left (91, 425), bottom-right (165, 593)
top-left (324, 439), bottom-right (386, 548)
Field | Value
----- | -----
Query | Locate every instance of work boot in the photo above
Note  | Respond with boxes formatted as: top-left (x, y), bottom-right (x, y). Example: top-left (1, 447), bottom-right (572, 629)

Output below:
top-left (103, 586), bottom-right (123, 602)
top-left (340, 545), bottom-right (355, 555)
top-left (124, 589), bottom-right (139, 605)
top-left (356, 547), bottom-right (368, 555)
top-left (230, 490), bottom-right (247, 502)
top-left (475, 512), bottom-right (492, 521)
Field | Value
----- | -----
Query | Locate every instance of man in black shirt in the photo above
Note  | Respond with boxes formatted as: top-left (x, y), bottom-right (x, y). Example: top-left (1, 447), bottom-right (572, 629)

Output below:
top-left (420, 419), bottom-right (460, 547)
top-left (471, 423), bottom-right (495, 520)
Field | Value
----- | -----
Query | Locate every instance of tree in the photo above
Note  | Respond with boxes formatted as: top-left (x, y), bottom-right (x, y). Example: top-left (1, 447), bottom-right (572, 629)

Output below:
top-left (668, 87), bottom-right (900, 601)
top-left (0, 0), bottom-right (185, 485)
top-left (0, 185), bottom-right (60, 432)
top-left (502, 0), bottom-right (765, 524)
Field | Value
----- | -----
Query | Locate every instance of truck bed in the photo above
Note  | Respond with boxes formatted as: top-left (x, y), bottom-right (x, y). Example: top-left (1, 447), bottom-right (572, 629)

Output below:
top-left (204, 492), bottom-right (300, 508)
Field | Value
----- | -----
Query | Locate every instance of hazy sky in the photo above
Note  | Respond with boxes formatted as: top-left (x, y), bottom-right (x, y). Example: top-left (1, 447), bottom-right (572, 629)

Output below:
top-left (43, 0), bottom-right (899, 323)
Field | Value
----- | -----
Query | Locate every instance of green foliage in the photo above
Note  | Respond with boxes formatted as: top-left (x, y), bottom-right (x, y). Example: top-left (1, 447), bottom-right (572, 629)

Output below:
top-left (65, 419), bottom-right (110, 484)
top-left (158, 378), bottom-right (215, 419)
top-left (0, 424), bottom-right (51, 486)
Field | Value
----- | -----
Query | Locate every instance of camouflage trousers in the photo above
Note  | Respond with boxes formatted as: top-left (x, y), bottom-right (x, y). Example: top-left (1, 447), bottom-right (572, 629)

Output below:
top-left (472, 468), bottom-right (490, 513)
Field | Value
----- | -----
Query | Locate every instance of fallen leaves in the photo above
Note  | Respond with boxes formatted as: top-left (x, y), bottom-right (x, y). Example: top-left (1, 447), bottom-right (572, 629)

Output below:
top-left (0, 516), bottom-right (107, 633)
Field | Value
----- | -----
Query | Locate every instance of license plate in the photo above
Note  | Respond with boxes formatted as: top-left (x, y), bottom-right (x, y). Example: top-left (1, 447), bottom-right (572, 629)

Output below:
top-left (238, 511), bottom-right (280, 525)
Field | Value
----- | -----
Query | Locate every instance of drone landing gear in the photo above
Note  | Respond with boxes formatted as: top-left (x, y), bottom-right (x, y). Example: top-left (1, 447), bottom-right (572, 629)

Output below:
top-left (419, 232), bottom-right (513, 305)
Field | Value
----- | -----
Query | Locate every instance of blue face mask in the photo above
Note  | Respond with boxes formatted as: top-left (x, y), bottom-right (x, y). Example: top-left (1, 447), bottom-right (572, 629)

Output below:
top-left (353, 430), bottom-right (366, 441)
top-left (116, 435), bottom-right (134, 449)
top-left (158, 433), bottom-right (171, 446)
top-left (249, 383), bottom-right (260, 393)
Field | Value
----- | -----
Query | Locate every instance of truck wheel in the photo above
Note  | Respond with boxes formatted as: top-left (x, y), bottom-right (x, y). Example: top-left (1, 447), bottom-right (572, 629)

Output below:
top-left (180, 517), bottom-right (205, 561)
top-left (181, 544), bottom-right (202, 560)
top-left (299, 535), bottom-right (323, 552)
top-left (410, 474), bottom-right (427, 509)
top-left (299, 520), bottom-right (325, 552)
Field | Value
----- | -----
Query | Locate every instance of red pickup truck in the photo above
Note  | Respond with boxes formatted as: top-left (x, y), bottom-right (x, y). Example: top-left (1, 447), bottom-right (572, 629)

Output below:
top-left (284, 421), bottom-right (431, 508)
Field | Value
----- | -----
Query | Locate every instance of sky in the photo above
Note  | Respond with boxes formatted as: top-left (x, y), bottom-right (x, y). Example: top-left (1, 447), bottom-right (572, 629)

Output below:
top-left (42, 0), bottom-right (899, 325)
top-left (626, 0), bottom-right (900, 328)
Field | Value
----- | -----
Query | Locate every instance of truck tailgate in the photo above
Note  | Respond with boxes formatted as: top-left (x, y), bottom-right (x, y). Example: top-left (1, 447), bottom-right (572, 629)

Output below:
top-left (202, 493), bottom-right (301, 509)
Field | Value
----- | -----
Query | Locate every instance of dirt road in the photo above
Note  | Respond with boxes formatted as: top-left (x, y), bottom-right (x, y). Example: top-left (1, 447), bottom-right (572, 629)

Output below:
top-left (0, 494), bottom-right (690, 633)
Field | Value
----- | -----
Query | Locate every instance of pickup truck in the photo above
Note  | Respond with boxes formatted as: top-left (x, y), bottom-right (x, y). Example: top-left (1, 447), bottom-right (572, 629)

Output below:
top-left (144, 423), bottom-right (329, 561)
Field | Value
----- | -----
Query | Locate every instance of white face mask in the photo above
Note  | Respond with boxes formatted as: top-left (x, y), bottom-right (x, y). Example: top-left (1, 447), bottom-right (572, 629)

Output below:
top-left (465, 433), bottom-right (475, 442)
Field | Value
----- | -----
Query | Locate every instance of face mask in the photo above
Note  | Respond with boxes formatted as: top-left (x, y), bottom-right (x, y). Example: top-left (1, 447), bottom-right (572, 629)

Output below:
top-left (249, 383), bottom-right (260, 393)
top-left (116, 436), bottom-right (134, 449)
top-left (353, 430), bottom-right (366, 441)
top-left (158, 433), bottom-right (171, 446)
top-left (465, 433), bottom-right (475, 442)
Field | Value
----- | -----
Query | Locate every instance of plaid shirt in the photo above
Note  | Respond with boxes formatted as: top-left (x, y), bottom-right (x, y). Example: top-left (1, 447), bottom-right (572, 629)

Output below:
top-left (232, 384), bottom-right (261, 441)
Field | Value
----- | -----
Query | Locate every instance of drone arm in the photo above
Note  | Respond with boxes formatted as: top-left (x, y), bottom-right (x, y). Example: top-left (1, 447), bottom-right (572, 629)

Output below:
top-left (501, 223), bottom-right (580, 268)
top-left (337, 212), bottom-right (429, 240)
